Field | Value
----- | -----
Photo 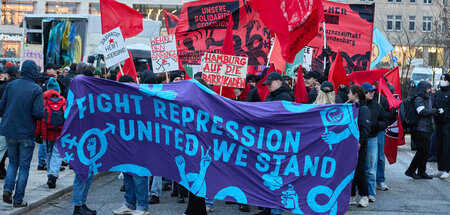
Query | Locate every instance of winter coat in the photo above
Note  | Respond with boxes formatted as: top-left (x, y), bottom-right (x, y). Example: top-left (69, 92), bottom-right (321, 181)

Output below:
top-left (411, 81), bottom-right (437, 133)
top-left (307, 87), bottom-right (318, 104)
top-left (0, 60), bottom-right (44, 139)
top-left (434, 85), bottom-right (450, 124)
top-left (367, 99), bottom-right (389, 137)
top-left (38, 73), bottom-right (65, 97)
top-left (374, 93), bottom-right (396, 124)
top-left (35, 89), bottom-right (66, 141)
top-left (357, 101), bottom-right (371, 146)
top-left (265, 82), bottom-right (294, 102)
top-left (246, 87), bottom-right (261, 102)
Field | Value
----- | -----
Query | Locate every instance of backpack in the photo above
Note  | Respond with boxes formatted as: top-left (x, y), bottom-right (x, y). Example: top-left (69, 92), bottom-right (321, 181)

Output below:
top-left (404, 96), bottom-right (419, 127)
top-left (44, 100), bottom-right (65, 128)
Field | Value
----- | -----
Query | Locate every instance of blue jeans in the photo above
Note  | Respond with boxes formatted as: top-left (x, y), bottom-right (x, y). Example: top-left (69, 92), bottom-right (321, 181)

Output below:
top-left (44, 141), bottom-right (62, 178)
top-left (123, 173), bottom-right (149, 211)
top-left (72, 172), bottom-right (94, 206)
top-left (205, 198), bottom-right (215, 208)
top-left (365, 137), bottom-right (378, 197)
top-left (38, 143), bottom-right (47, 166)
top-left (151, 176), bottom-right (162, 197)
top-left (376, 131), bottom-right (386, 184)
top-left (3, 137), bottom-right (35, 202)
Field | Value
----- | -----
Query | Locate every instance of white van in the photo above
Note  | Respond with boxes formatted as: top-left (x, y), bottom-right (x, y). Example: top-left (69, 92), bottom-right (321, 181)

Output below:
top-left (411, 66), bottom-right (442, 86)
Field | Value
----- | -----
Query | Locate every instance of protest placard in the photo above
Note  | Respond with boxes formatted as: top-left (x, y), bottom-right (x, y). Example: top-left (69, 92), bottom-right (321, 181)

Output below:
top-left (100, 27), bottom-right (129, 68)
top-left (150, 35), bottom-right (179, 73)
top-left (202, 53), bottom-right (248, 88)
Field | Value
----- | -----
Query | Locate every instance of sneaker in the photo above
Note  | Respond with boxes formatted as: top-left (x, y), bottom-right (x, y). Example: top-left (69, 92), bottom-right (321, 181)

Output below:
top-left (13, 200), bottom-right (28, 208)
top-left (418, 172), bottom-right (433, 179)
top-left (112, 204), bottom-right (134, 215)
top-left (206, 206), bottom-right (214, 212)
top-left (377, 182), bottom-right (390, 191)
top-left (368, 195), bottom-right (376, 202)
top-left (149, 195), bottom-right (160, 204)
top-left (358, 196), bottom-right (369, 207)
top-left (440, 171), bottom-right (450, 179)
top-left (47, 175), bottom-right (57, 189)
top-left (239, 204), bottom-right (250, 212)
top-left (405, 170), bottom-right (421, 179)
top-left (131, 210), bottom-right (149, 215)
top-left (37, 164), bottom-right (47, 171)
top-left (3, 190), bottom-right (12, 204)
top-left (349, 196), bottom-right (357, 205)
top-left (74, 205), bottom-right (96, 215)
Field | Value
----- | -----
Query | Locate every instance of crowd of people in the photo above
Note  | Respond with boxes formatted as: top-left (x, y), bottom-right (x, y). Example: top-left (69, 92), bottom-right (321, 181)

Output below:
top-left (0, 59), bottom-right (448, 215)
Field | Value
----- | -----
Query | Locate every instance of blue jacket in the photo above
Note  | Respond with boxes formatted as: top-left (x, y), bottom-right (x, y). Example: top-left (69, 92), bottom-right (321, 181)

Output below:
top-left (0, 60), bottom-right (44, 139)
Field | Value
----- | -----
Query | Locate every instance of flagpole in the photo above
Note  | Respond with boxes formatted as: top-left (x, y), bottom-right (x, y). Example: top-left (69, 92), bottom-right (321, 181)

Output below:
top-left (103, 56), bottom-right (108, 79)
top-left (323, 22), bottom-right (327, 73)
top-left (118, 63), bottom-right (124, 76)
top-left (165, 72), bottom-right (169, 83)
top-left (266, 37), bottom-right (276, 66)
top-left (219, 85), bottom-right (223, 96)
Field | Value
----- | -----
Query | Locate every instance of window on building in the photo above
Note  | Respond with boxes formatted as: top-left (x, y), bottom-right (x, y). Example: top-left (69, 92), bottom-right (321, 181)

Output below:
top-left (424, 0), bottom-right (432, 4)
top-left (443, 0), bottom-right (448, 5)
top-left (133, 4), bottom-right (181, 29)
top-left (409, 16), bottom-right (416, 31)
top-left (1, 1), bottom-right (34, 26)
top-left (423, 16), bottom-right (432, 32)
top-left (396, 0), bottom-right (402, 2)
top-left (441, 18), bottom-right (447, 33)
top-left (89, 3), bottom-right (100, 15)
top-left (46, 2), bottom-right (78, 14)
top-left (360, 0), bottom-right (374, 1)
top-left (410, 0), bottom-right (416, 3)
top-left (387, 15), bottom-right (394, 31)
top-left (388, 0), bottom-right (394, 2)
top-left (395, 15), bottom-right (402, 31)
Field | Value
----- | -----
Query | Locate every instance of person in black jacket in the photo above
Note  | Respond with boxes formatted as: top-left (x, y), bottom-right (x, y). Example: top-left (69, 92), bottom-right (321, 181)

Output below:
top-left (361, 83), bottom-right (389, 202)
top-left (405, 81), bottom-right (438, 179)
top-left (434, 74), bottom-right (450, 178)
top-left (347, 85), bottom-right (371, 207)
top-left (303, 71), bottom-right (321, 104)
top-left (263, 72), bottom-right (294, 102)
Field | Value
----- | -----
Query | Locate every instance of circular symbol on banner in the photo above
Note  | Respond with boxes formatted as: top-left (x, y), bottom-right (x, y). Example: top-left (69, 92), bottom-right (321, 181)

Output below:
top-left (392, 50), bottom-right (397, 56)
top-left (393, 56), bottom-right (398, 63)
top-left (326, 108), bottom-right (344, 124)
top-left (371, 43), bottom-right (379, 62)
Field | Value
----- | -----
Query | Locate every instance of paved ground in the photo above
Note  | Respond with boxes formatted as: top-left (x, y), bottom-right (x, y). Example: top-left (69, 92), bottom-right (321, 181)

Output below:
top-left (22, 138), bottom-right (450, 215)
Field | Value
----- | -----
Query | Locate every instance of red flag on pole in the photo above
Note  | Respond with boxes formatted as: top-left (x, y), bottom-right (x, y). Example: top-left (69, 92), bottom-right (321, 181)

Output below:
top-left (252, 0), bottom-right (324, 63)
top-left (384, 66), bottom-right (402, 98)
top-left (328, 51), bottom-right (350, 94)
top-left (116, 51), bottom-right (137, 82)
top-left (347, 68), bottom-right (390, 86)
top-left (256, 64), bottom-right (282, 101)
top-left (163, 9), bottom-right (179, 35)
top-left (384, 112), bottom-right (405, 164)
top-left (377, 77), bottom-right (402, 109)
top-left (100, 0), bottom-right (143, 38)
top-left (294, 73), bottom-right (308, 103)
top-left (222, 14), bottom-right (234, 56)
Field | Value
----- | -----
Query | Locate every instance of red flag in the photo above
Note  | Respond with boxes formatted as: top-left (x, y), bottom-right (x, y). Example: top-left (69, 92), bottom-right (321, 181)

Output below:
top-left (213, 85), bottom-right (235, 99)
top-left (269, 36), bottom-right (286, 72)
top-left (294, 73), bottom-right (308, 103)
top-left (348, 68), bottom-right (390, 86)
top-left (238, 83), bottom-right (251, 100)
top-left (384, 112), bottom-right (404, 164)
top-left (222, 14), bottom-right (234, 56)
top-left (377, 77), bottom-right (402, 109)
top-left (256, 64), bottom-right (282, 101)
top-left (328, 51), bottom-right (350, 94)
top-left (384, 66), bottom-right (401, 98)
top-left (116, 51), bottom-right (137, 82)
top-left (163, 9), bottom-right (179, 35)
top-left (252, 0), bottom-right (324, 63)
top-left (100, 0), bottom-right (143, 38)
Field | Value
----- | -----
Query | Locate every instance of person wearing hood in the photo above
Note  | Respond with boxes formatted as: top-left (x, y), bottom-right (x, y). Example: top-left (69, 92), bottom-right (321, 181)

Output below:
top-left (264, 72), bottom-right (294, 102)
top-left (62, 63), bottom-right (78, 96)
top-left (34, 77), bottom-right (66, 189)
top-left (0, 60), bottom-right (44, 207)
top-left (0, 65), bottom-right (18, 100)
top-left (433, 74), bottom-right (450, 179)
top-left (405, 81), bottom-right (439, 180)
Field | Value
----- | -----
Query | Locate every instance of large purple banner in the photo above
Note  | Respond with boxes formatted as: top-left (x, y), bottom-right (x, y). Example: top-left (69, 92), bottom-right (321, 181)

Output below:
top-left (58, 76), bottom-right (359, 214)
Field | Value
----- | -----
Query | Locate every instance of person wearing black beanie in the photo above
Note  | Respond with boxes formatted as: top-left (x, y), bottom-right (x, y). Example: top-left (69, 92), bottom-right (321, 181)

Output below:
top-left (82, 70), bottom-right (94, 77)
top-left (170, 71), bottom-right (182, 83)
top-left (118, 75), bottom-right (135, 83)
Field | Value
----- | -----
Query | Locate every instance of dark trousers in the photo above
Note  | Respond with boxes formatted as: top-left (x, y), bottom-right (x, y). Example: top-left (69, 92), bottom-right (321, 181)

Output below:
top-left (184, 191), bottom-right (206, 215)
top-left (409, 131), bottom-right (431, 174)
top-left (352, 144), bottom-right (368, 197)
top-left (172, 181), bottom-right (188, 197)
top-left (436, 123), bottom-right (450, 171)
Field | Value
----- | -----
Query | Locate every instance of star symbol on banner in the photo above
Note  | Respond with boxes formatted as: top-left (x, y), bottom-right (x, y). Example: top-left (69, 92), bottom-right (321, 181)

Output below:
top-left (109, 39), bottom-right (114, 44)
top-left (64, 152), bottom-right (74, 163)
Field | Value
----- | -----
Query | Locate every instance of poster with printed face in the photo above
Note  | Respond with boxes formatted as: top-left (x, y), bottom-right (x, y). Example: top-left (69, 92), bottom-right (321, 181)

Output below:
top-left (202, 53), bottom-right (248, 88)
top-left (150, 35), bottom-right (179, 73)
top-left (100, 27), bottom-right (129, 68)
top-left (307, 2), bottom-right (374, 74)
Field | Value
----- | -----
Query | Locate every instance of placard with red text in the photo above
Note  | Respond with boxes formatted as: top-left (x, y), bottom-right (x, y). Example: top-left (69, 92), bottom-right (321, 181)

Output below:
top-left (202, 53), bottom-right (248, 88)
top-left (150, 35), bottom-right (179, 73)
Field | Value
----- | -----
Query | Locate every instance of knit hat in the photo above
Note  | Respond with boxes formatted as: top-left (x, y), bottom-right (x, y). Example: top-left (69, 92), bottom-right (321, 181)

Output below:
top-left (6, 65), bottom-right (18, 77)
top-left (94, 68), bottom-right (102, 76)
top-left (83, 69), bottom-right (94, 77)
top-left (47, 77), bottom-right (60, 93)
top-left (5, 62), bottom-right (15, 69)
top-left (118, 75), bottom-right (135, 83)
top-left (170, 71), bottom-right (182, 82)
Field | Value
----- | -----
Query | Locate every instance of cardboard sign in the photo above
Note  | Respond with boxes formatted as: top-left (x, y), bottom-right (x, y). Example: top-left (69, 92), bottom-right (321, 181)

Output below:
top-left (100, 27), bottom-right (129, 68)
top-left (202, 53), bottom-right (248, 88)
top-left (150, 35), bottom-right (179, 73)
